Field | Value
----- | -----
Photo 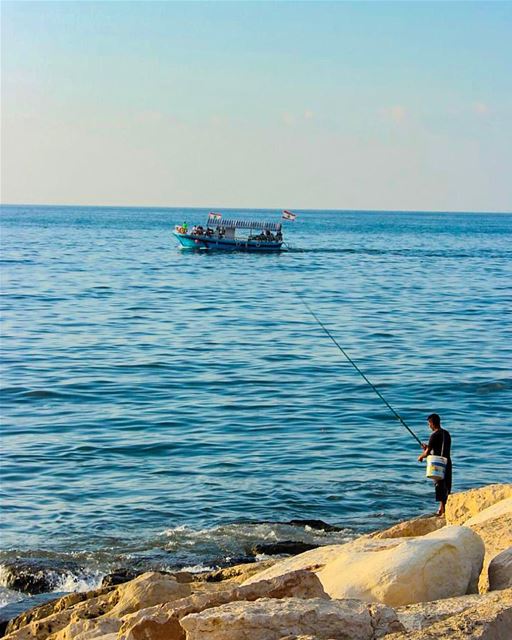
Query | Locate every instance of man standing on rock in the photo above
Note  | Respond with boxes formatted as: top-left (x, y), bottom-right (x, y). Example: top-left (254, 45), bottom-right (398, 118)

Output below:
top-left (417, 413), bottom-right (452, 516)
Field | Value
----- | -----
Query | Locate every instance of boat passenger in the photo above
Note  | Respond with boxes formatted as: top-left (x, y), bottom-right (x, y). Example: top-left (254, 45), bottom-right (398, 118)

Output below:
top-left (182, 222), bottom-right (188, 232)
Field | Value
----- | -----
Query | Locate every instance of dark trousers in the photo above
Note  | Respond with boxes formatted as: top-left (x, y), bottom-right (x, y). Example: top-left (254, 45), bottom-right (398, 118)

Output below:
top-left (434, 459), bottom-right (452, 504)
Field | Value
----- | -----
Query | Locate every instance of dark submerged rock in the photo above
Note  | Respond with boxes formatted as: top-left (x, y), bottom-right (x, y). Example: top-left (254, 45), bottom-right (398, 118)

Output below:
top-left (100, 569), bottom-right (142, 588)
top-left (0, 560), bottom-right (83, 595)
top-left (288, 519), bottom-right (343, 532)
top-left (251, 541), bottom-right (320, 556)
top-left (256, 519), bottom-right (343, 532)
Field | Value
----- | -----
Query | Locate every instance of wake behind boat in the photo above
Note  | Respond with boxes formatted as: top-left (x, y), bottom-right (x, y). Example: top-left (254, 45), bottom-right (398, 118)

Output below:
top-left (173, 213), bottom-right (285, 252)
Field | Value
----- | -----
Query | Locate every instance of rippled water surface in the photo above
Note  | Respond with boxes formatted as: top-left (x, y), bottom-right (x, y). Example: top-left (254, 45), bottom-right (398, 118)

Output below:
top-left (1, 205), bottom-right (511, 600)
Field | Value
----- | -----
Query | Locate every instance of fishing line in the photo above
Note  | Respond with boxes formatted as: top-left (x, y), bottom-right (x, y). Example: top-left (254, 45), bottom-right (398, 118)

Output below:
top-left (290, 283), bottom-right (423, 448)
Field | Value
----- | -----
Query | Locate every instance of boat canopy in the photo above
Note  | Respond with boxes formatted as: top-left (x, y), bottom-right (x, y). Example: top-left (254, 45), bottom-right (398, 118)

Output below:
top-left (209, 218), bottom-right (282, 232)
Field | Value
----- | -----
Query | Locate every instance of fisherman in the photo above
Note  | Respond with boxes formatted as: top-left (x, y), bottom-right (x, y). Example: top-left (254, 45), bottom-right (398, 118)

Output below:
top-left (417, 413), bottom-right (452, 516)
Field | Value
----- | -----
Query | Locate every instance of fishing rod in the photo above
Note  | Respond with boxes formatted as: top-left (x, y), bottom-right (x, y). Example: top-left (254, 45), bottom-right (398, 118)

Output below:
top-left (291, 285), bottom-right (423, 448)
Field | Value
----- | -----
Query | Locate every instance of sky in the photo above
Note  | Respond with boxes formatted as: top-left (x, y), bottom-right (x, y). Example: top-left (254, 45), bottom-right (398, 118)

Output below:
top-left (1, 1), bottom-right (511, 211)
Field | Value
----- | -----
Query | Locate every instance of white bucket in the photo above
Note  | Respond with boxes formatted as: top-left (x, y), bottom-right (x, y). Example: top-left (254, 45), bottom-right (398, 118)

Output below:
top-left (426, 455), bottom-right (447, 480)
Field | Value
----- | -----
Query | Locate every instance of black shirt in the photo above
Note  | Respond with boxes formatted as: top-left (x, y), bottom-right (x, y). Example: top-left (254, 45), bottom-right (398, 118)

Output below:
top-left (428, 428), bottom-right (451, 458)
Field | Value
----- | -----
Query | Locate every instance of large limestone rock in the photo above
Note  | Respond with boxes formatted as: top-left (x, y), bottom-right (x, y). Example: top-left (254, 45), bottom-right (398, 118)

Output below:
top-left (488, 547), bottom-right (512, 591)
top-left (387, 587), bottom-right (512, 639)
top-left (370, 514), bottom-right (446, 539)
top-left (180, 597), bottom-right (404, 640)
top-left (50, 617), bottom-right (121, 640)
top-left (120, 569), bottom-right (328, 640)
top-left (446, 484), bottom-right (512, 525)
top-left (463, 498), bottom-right (512, 592)
top-left (107, 572), bottom-right (190, 617)
top-left (318, 526), bottom-right (485, 607)
top-left (395, 590), bottom-right (507, 631)
top-left (242, 539), bottom-right (402, 586)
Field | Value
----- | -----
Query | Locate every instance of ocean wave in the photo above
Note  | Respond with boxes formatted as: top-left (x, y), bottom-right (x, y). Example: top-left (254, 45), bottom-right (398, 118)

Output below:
top-left (0, 562), bottom-right (103, 598)
top-left (161, 521), bottom-right (353, 553)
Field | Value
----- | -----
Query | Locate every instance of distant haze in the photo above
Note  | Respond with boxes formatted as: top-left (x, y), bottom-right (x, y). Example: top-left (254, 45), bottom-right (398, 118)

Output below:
top-left (2, 1), bottom-right (511, 212)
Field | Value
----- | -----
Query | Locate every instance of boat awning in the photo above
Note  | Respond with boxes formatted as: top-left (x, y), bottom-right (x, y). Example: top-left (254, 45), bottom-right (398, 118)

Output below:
top-left (209, 218), bottom-right (282, 231)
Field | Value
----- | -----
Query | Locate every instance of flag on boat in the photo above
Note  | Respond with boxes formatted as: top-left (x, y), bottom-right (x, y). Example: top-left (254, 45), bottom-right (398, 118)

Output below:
top-left (282, 210), bottom-right (297, 221)
top-left (209, 212), bottom-right (222, 221)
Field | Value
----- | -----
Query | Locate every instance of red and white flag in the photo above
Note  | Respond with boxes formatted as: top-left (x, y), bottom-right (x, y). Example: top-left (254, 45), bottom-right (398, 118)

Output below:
top-left (208, 212), bottom-right (222, 221)
top-left (282, 210), bottom-right (297, 221)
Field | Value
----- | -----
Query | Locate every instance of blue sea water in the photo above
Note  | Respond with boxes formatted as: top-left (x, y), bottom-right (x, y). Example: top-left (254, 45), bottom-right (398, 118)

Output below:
top-left (1, 205), bottom-right (511, 602)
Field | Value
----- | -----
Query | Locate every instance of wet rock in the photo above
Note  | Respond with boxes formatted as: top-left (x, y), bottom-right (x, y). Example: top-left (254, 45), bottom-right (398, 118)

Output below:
top-left (257, 519), bottom-right (343, 532)
top-left (166, 571), bottom-right (196, 584)
top-left (179, 597), bottom-right (404, 640)
top-left (204, 560), bottom-right (277, 584)
top-left (100, 568), bottom-right (195, 589)
top-left (100, 570), bottom-right (142, 588)
top-left (0, 561), bottom-right (83, 596)
top-left (251, 541), bottom-right (320, 556)
top-left (287, 520), bottom-right (343, 532)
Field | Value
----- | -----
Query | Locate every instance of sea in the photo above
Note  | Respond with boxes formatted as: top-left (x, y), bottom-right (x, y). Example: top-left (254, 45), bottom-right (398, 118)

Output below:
top-left (1, 205), bottom-right (511, 609)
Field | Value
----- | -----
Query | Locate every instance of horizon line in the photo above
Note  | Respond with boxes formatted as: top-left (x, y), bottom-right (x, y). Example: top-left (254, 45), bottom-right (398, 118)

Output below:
top-left (1, 202), bottom-right (511, 215)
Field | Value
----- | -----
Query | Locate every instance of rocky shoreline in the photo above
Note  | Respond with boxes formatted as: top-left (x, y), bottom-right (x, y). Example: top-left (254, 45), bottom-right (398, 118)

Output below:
top-left (1, 483), bottom-right (511, 639)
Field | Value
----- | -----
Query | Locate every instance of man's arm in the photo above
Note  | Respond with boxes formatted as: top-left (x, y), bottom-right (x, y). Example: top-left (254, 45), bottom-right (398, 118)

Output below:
top-left (417, 436), bottom-right (433, 462)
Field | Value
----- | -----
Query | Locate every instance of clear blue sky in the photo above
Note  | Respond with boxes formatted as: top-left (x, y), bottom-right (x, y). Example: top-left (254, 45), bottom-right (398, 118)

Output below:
top-left (2, 1), bottom-right (511, 211)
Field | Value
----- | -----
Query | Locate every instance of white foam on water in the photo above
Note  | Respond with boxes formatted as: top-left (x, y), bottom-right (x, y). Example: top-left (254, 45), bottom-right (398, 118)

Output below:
top-left (161, 521), bottom-right (352, 546)
top-left (0, 585), bottom-right (24, 610)
top-left (51, 571), bottom-right (104, 594)
top-left (254, 554), bottom-right (272, 562)
top-left (179, 564), bottom-right (214, 574)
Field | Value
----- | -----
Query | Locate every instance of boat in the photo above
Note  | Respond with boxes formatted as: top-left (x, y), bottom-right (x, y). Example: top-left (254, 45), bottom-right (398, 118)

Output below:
top-left (173, 215), bottom-right (285, 252)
